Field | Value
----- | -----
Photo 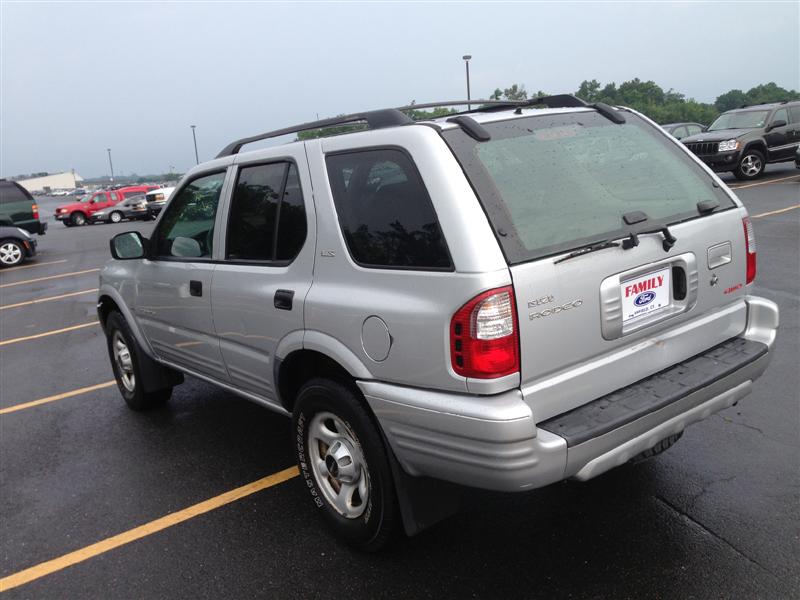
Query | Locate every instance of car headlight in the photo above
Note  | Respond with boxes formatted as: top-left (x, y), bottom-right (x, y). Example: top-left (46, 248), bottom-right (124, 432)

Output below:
top-left (718, 139), bottom-right (740, 152)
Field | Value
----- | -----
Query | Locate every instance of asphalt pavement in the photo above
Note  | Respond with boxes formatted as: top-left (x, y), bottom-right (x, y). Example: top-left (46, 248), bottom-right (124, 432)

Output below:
top-left (1, 165), bottom-right (798, 598)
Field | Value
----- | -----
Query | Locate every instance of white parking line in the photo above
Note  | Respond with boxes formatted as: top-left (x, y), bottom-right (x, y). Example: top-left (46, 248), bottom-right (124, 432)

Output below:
top-left (729, 174), bottom-right (800, 190)
top-left (751, 204), bottom-right (800, 219)
top-left (0, 268), bottom-right (100, 289)
top-left (0, 259), bottom-right (68, 274)
top-left (0, 289), bottom-right (98, 311)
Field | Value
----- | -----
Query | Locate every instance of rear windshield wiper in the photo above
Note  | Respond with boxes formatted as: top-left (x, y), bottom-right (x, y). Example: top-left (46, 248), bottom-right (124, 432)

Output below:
top-left (554, 239), bottom-right (620, 264)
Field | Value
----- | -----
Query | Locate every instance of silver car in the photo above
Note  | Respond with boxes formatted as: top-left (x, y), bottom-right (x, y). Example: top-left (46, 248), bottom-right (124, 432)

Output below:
top-left (98, 95), bottom-right (778, 550)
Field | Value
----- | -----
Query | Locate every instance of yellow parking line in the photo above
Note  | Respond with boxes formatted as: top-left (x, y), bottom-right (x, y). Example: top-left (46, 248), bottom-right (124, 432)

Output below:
top-left (730, 174), bottom-right (800, 190)
top-left (0, 259), bottom-right (68, 274)
top-left (0, 289), bottom-right (98, 311)
top-left (751, 204), bottom-right (800, 219)
top-left (0, 466), bottom-right (300, 592)
top-left (0, 268), bottom-right (100, 289)
top-left (0, 321), bottom-right (98, 347)
top-left (0, 381), bottom-right (116, 415)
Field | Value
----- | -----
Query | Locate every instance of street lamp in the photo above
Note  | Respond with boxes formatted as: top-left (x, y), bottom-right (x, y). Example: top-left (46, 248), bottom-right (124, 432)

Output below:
top-left (462, 55), bottom-right (472, 110)
top-left (190, 125), bottom-right (199, 165)
top-left (106, 148), bottom-right (115, 183)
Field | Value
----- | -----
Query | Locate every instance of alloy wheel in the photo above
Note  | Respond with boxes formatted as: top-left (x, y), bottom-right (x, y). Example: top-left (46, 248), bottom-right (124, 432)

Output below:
top-left (740, 154), bottom-right (763, 177)
top-left (0, 242), bottom-right (23, 266)
top-left (308, 411), bottom-right (370, 519)
top-left (112, 331), bottom-right (135, 392)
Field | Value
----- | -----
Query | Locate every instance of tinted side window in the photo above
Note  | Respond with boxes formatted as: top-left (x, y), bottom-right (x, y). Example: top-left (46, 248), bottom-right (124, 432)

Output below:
top-left (789, 106), bottom-right (800, 124)
top-left (686, 125), bottom-right (703, 136)
top-left (671, 126), bottom-right (688, 139)
top-left (226, 162), bottom-right (307, 262)
top-left (326, 149), bottom-right (451, 270)
top-left (154, 171), bottom-right (225, 258)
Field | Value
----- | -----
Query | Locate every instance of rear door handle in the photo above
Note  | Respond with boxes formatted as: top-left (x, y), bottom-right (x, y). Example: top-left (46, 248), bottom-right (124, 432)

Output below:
top-left (189, 280), bottom-right (202, 297)
top-left (274, 289), bottom-right (294, 311)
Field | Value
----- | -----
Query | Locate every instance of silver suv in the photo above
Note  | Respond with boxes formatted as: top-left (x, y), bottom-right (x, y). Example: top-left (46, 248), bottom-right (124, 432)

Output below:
top-left (99, 95), bottom-right (779, 550)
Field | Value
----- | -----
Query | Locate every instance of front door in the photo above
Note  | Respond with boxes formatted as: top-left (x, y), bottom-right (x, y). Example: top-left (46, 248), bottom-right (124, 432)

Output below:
top-left (764, 107), bottom-right (792, 160)
top-left (133, 169), bottom-right (231, 382)
top-left (210, 151), bottom-right (315, 405)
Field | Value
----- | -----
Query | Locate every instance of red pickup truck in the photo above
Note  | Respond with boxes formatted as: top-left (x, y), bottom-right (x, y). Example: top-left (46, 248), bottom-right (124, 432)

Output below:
top-left (55, 185), bottom-right (160, 226)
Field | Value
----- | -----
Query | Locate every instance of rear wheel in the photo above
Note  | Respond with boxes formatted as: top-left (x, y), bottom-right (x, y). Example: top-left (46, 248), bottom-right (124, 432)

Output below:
top-left (0, 239), bottom-right (24, 267)
top-left (292, 378), bottom-right (399, 551)
top-left (734, 149), bottom-right (766, 180)
top-left (109, 211), bottom-right (123, 223)
top-left (105, 311), bottom-right (171, 410)
top-left (70, 212), bottom-right (86, 226)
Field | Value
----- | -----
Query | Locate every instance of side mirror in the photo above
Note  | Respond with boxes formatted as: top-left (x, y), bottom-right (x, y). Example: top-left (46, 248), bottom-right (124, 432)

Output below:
top-left (110, 231), bottom-right (148, 260)
top-left (767, 119), bottom-right (787, 131)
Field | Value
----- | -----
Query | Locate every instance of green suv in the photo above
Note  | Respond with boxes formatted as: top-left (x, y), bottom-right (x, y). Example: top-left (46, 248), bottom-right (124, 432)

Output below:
top-left (0, 179), bottom-right (48, 235)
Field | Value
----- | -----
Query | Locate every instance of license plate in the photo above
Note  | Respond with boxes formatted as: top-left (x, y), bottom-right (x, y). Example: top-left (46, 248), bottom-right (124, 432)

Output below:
top-left (621, 267), bottom-right (671, 323)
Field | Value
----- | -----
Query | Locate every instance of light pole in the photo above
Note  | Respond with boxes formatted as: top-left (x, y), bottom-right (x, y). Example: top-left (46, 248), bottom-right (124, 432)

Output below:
top-left (190, 125), bottom-right (199, 165)
top-left (462, 55), bottom-right (472, 110)
top-left (106, 148), bottom-right (115, 183)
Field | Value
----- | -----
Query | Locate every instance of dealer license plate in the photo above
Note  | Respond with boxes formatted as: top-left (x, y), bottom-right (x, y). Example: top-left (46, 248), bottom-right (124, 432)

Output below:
top-left (621, 267), bottom-right (671, 323)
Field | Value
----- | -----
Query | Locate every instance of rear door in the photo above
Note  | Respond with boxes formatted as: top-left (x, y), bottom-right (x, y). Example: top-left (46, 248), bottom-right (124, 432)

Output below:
top-left (210, 147), bottom-right (315, 404)
top-left (443, 109), bottom-right (749, 420)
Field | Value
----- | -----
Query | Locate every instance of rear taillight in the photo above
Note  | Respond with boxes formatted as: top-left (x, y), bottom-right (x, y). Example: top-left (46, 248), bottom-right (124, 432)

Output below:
top-left (743, 216), bottom-right (757, 284)
top-left (450, 286), bottom-right (519, 379)
top-left (31, 203), bottom-right (39, 219)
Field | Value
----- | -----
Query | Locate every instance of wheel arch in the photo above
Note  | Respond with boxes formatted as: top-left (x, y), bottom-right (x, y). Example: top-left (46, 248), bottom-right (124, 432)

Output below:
top-left (275, 331), bottom-right (373, 413)
top-left (97, 285), bottom-right (153, 357)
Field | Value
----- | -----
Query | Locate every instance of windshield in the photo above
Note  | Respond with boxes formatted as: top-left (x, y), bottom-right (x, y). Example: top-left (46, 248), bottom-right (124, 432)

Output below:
top-left (443, 111), bottom-right (734, 263)
top-left (708, 110), bottom-right (770, 131)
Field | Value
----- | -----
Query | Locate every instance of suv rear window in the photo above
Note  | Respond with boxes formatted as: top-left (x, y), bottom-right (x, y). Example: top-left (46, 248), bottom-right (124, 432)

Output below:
top-left (0, 180), bottom-right (34, 204)
top-left (326, 148), bottom-right (452, 270)
top-left (443, 111), bottom-right (735, 263)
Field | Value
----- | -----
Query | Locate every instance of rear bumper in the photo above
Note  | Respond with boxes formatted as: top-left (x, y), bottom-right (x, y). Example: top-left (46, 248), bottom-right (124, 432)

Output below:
top-left (361, 296), bottom-right (778, 492)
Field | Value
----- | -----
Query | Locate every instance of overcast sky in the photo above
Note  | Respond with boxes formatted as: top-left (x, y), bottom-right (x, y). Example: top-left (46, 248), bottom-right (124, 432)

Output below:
top-left (2, 1), bottom-right (798, 178)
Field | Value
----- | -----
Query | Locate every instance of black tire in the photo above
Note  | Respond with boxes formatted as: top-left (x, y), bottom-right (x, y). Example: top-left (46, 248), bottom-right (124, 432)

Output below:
top-left (63, 220), bottom-right (73, 227)
top-left (0, 239), bottom-right (25, 267)
top-left (293, 378), bottom-right (399, 551)
top-left (630, 432), bottom-right (683, 463)
top-left (105, 311), bottom-right (171, 411)
top-left (109, 211), bottom-right (123, 223)
top-left (734, 148), bottom-right (766, 180)
top-left (70, 212), bottom-right (86, 226)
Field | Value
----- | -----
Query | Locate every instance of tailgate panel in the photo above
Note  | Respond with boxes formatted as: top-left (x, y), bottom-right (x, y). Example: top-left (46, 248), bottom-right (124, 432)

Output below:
top-left (511, 209), bottom-right (749, 422)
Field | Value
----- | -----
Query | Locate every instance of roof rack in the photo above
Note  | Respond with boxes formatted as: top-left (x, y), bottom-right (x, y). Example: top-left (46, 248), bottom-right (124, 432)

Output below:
top-left (216, 94), bottom-right (618, 157)
top-left (216, 109), bottom-right (414, 157)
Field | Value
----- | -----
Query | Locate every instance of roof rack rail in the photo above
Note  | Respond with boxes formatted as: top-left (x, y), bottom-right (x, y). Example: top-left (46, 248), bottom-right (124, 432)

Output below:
top-left (216, 109), bottom-right (414, 157)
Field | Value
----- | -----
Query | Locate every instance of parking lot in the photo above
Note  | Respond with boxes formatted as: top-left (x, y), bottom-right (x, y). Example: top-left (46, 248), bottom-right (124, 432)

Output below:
top-left (0, 167), bottom-right (798, 597)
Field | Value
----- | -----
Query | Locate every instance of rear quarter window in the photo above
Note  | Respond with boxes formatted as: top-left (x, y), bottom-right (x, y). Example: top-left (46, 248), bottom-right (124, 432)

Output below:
top-left (325, 148), bottom-right (452, 270)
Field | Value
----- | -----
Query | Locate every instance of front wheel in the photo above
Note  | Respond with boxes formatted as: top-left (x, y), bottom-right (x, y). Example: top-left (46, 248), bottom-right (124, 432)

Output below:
top-left (109, 211), bottom-right (123, 223)
top-left (105, 311), bottom-right (171, 410)
top-left (70, 212), bottom-right (86, 226)
top-left (734, 149), bottom-right (766, 180)
top-left (0, 239), bottom-right (25, 267)
top-left (292, 378), bottom-right (399, 551)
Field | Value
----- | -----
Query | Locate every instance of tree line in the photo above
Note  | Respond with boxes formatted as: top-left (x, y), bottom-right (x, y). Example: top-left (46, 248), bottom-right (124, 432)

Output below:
top-left (298, 79), bottom-right (798, 139)
top-left (493, 79), bottom-right (799, 125)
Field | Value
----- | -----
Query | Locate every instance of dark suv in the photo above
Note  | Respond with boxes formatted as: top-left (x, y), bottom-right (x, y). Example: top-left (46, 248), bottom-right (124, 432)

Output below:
top-left (681, 100), bottom-right (800, 180)
top-left (0, 179), bottom-right (48, 235)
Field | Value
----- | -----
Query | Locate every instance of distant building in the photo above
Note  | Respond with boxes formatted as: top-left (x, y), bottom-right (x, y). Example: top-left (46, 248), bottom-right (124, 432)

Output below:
top-left (15, 171), bottom-right (84, 193)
